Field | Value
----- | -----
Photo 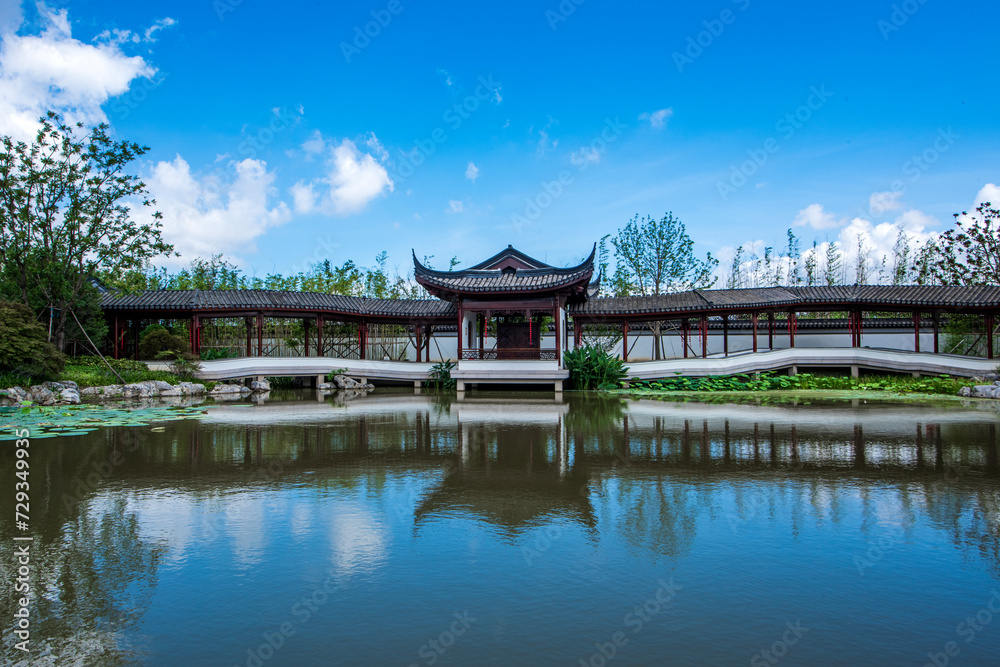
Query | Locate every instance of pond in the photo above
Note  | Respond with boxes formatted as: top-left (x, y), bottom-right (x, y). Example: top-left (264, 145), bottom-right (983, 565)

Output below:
top-left (2, 390), bottom-right (999, 666)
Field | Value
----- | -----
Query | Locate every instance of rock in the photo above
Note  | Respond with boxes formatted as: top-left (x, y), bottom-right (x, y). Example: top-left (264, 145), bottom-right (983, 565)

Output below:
top-left (972, 385), bottom-right (997, 399)
top-left (28, 386), bottom-right (56, 406)
top-left (58, 388), bottom-right (80, 405)
top-left (160, 387), bottom-right (182, 397)
top-left (959, 386), bottom-right (973, 397)
top-left (250, 379), bottom-right (271, 393)
top-left (317, 382), bottom-right (335, 390)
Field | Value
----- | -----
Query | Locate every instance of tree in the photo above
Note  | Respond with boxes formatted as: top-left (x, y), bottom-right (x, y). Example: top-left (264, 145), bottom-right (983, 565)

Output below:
top-left (0, 112), bottom-right (173, 350)
top-left (0, 300), bottom-right (64, 380)
top-left (610, 212), bottom-right (718, 359)
top-left (927, 202), bottom-right (1000, 285)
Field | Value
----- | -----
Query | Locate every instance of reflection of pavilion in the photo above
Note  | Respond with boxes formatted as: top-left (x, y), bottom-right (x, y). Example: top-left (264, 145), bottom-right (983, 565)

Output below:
top-left (413, 397), bottom-right (596, 534)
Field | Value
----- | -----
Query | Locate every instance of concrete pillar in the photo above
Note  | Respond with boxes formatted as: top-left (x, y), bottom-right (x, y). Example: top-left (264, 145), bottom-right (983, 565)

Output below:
top-left (851, 365), bottom-right (859, 378)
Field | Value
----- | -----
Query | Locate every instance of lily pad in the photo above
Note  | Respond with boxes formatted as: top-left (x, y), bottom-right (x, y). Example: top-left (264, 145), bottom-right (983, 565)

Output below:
top-left (0, 403), bottom-right (209, 439)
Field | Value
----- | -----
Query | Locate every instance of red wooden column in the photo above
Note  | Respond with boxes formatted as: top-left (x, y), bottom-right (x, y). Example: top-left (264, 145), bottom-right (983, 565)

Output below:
top-left (700, 315), bottom-right (708, 358)
top-left (415, 322), bottom-right (423, 362)
top-left (574, 319), bottom-right (582, 349)
top-left (192, 314), bottom-right (201, 357)
top-left (257, 312), bottom-right (263, 356)
top-left (987, 313), bottom-right (995, 360)
top-left (113, 315), bottom-right (121, 359)
top-left (855, 309), bottom-right (863, 348)
top-left (359, 322), bottom-right (368, 360)
top-left (456, 304), bottom-right (463, 361)
top-left (316, 315), bottom-right (324, 357)
top-left (478, 313), bottom-right (485, 354)
top-left (681, 319), bottom-right (689, 359)
top-left (553, 305), bottom-right (561, 364)
top-left (767, 313), bottom-right (774, 350)
top-left (752, 312), bottom-right (759, 353)
top-left (304, 318), bottom-right (310, 356)
top-left (722, 315), bottom-right (729, 357)
top-left (788, 311), bottom-right (796, 348)
top-left (245, 317), bottom-right (252, 357)
top-left (622, 320), bottom-right (629, 362)
top-left (932, 312), bottom-right (939, 354)
top-left (913, 310), bottom-right (921, 353)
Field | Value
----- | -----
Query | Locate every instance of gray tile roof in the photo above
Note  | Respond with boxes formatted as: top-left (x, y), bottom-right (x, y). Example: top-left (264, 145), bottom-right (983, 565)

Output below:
top-left (101, 284), bottom-right (1000, 322)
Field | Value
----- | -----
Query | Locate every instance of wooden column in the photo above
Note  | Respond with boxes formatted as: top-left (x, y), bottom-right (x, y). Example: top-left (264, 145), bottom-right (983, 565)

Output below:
top-left (360, 322), bottom-right (368, 360)
top-left (722, 315), bottom-right (729, 357)
top-left (457, 305), bottom-right (463, 361)
top-left (257, 312), bottom-right (263, 357)
top-left (574, 319), bottom-right (582, 349)
top-left (767, 313), bottom-right (774, 350)
top-left (681, 319), bottom-right (689, 359)
top-left (304, 318), bottom-right (310, 356)
top-left (788, 311), bottom-right (796, 348)
top-left (317, 315), bottom-right (324, 357)
top-left (701, 315), bottom-right (708, 358)
top-left (622, 320), bottom-right (629, 362)
top-left (752, 312), bottom-right (758, 353)
top-left (132, 321), bottom-right (139, 360)
top-left (554, 305), bottom-right (561, 364)
top-left (415, 323), bottom-right (423, 362)
top-left (913, 310), bottom-right (921, 353)
top-left (856, 309), bottom-right (863, 348)
top-left (932, 312), bottom-right (939, 354)
top-left (192, 314), bottom-right (201, 357)
top-left (987, 313), bottom-right (995, 360)
top-left (114, 315), bottom-right (121, 359)
top-left (245, 317), bottom-right (252, 357)
top-left (478, 313), bottom-right (485, 354)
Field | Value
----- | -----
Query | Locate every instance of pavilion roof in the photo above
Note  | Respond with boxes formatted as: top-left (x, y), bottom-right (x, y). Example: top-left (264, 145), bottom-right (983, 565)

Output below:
top-left (412, 244), bottom-right (596, 300)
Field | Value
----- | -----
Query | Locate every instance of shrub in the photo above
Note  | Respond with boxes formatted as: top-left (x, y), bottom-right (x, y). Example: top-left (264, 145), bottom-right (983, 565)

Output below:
top-left (138, 329), bottom-right (189, 360)
top-left (428, 360), bottom-right (456, 389)
top-left (0, 300), bottom-right (64, 381)
top-left (564, 345), bottom-right (629, 390)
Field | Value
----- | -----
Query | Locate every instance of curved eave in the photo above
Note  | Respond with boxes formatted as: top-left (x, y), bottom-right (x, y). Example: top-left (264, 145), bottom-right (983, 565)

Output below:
top-left (412, 244), bottom-right (596, 280)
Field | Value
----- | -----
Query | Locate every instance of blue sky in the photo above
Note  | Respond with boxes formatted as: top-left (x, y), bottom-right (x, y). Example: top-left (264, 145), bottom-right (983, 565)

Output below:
top-left (1, 0), bottom-right (997, 281)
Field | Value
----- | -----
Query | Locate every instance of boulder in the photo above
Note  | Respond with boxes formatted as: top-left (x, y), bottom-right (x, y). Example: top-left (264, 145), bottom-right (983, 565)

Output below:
top-left (28, 386), bottom-right (56, 406)
top-left (250, 379), bottom-right (271, 393)
top-left (972, 385), bottom-right (998, 399)
top-left (958, 386), bottom-right (973, 397)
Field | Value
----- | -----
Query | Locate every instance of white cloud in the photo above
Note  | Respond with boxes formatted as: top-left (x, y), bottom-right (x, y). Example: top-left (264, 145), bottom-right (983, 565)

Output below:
top-left (639, 107), bottom-right (673, 129)
top-left (300, 130), bottom-right (326, 158)
top-left (570, 146), bottom-right (600, 165)
top-left (290, 181), bottom-right (317, 214)
top-left (0, 6), bottom-right (158, 139)
top-left (447, 200), bottom-right (464, 213)
top-left (974, 183), bottom-right (999, 207)
top-left (868, 190), bottom-right (903, 215)
top-left (292, 136), bottom-right (394, 216)
top-left (148, 155), bottom-right (291, 264)
top-left (465, 161), bottom-right (479, 182)
top-left (144, 17), bottom-right (177, 41)
top-left (792, 203), bottom-right (841, 230)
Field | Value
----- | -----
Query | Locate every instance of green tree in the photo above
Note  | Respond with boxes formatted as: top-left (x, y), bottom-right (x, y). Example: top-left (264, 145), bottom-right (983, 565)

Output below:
top-left (610, 212), bottom-right (717, 359)
top-left (0, 112), bottom-right (172, 350)
top-left (0, 300), bottom-right (64, 380)
top-left (926, 202), bottom-right (1000, 285)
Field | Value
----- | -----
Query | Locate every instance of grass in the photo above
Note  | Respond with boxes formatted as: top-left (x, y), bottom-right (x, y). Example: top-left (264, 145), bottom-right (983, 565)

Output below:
top-left (617, 372), bottom-right (968, 396)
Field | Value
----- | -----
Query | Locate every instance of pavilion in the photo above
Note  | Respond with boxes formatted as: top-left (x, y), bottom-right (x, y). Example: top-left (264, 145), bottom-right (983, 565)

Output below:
top-left (98, 243), bottom-right (1000, 386)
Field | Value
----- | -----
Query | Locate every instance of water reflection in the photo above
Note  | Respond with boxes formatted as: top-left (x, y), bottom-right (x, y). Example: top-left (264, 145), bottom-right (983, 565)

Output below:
top-left (1, 392), bottom-right (999, 665)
